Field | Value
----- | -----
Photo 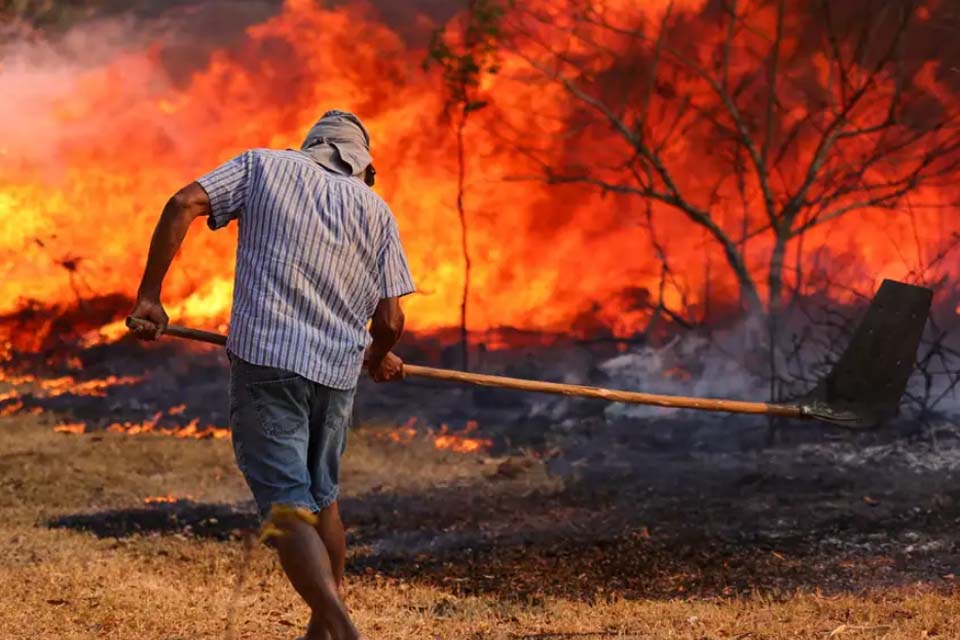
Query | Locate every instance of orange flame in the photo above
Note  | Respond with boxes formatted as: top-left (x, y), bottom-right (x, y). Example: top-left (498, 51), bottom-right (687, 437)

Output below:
top-left (38, 375), bottom-right (142, 398)
top-left (0, 401), bottom-right (25, 417)
top-left (372, 416), bottom-right (419, 445)
top-left (0, 0), bottom-right (957, 350)
top-left (0, 374), bottom-right (140, 400)
top-left (432, 420), bottom-right (493, 454)
top-left (104, 413), bottom-right (229, 439)
top-left (54, 422), bottom-right (86, 434)
top-left (43, 401), bottom-right (229, 439)
top-left (372, 417), bottom-right (492, 453)
top-left (0, 370), bottom-right (227, 438)
top-left (0, 372), bottom-right (143, 422)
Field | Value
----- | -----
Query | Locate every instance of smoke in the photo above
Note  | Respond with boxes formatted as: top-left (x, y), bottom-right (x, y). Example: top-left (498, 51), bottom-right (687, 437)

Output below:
top-left (598, 330), bottom-right (768, 422)
top-left (0, 0), bottom-right (455, 171)
top-left (0, 2), bottom-right (280, 169)
top-left (595, 307), bottom-right (960, 425)
top-left (347, 0), bottom-right (460, 44)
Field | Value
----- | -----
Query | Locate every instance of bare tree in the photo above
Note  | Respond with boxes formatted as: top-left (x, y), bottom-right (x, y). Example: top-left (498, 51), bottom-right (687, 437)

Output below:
top-left (425, 0), bottom-right (507, 370)
top-left (499, 0), bottom-right (960, 395)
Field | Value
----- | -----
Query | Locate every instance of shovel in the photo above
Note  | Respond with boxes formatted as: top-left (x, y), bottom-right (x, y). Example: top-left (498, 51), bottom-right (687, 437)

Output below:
top-left (127, 279), bottom-right (932, 429)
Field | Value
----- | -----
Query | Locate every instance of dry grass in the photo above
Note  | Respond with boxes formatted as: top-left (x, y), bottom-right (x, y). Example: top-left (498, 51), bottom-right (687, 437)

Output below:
top-left (0, 413), bottom-right (958, 640)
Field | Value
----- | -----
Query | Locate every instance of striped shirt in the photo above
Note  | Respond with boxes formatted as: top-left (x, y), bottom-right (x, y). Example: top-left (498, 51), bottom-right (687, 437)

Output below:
top-left (196, 148), bottom-right (415, 389)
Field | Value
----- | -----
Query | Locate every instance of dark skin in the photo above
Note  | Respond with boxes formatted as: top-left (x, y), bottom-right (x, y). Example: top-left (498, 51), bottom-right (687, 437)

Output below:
top-left (131, 177), bottom-right (405, 640)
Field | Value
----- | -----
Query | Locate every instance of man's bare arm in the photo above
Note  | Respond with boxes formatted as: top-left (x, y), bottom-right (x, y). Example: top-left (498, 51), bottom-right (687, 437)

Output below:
top-left (368, 297), bottom-right (405, 382)
top-left (129, 182), bottom-right (211, 339)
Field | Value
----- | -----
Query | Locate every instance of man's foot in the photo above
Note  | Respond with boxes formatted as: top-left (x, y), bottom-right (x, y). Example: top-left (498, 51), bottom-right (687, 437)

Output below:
top-left (303, 608), bottom-right (361, 640)
top-left (303, 613), bottom-right (328, 640)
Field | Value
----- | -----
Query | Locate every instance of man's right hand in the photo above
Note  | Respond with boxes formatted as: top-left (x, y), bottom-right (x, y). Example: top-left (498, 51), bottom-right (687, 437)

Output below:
top-left (128, 297), bottom-right (169, 341)
top-left (368, 351), bottom-right (404, 383)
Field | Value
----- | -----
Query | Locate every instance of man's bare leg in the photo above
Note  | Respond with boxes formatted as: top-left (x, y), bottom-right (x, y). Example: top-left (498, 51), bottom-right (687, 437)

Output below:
top-left (315, 501), bottom-right (346, 588)
top-left (274, 516), bottom-right (359, 640)
top-left (304, 501), bottom-right (348, 639)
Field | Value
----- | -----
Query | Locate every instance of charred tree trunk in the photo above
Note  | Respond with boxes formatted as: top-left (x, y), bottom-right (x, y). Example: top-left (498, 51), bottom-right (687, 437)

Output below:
top-left (716, 234), bottom-right (763, 315)
top-left (768, 232), bottom-right (789, 321)
top-left (456, 113), bottom-right (471, 371)
top-left (423, 0), bottom-right (501, 371)
top-left (765, 230), bottom-right (790, 443)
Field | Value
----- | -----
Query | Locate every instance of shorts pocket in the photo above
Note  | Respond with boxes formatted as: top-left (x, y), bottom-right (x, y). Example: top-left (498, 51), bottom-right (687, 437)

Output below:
top-left (247, 376), bottom-right (310, 437)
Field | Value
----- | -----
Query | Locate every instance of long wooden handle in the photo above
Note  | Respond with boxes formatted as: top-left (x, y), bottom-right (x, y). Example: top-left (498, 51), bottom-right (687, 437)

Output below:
top-left (162, 324), bottom-right (227, 346)
top-left (403, 364), bottom-right (803, 417)
top-left (131, 320), bottom-right (806, 419)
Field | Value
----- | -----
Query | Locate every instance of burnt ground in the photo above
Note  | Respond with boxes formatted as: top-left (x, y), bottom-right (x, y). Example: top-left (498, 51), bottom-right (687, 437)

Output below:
top-left (9, 337), bottom-right (960, 603)
top-left (47, 425), bottom-right (960, 602)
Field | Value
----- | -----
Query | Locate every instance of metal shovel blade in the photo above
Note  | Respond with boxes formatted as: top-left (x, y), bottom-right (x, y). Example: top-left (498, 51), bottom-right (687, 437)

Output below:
top-left (801, 279), bottom-right (933, 429)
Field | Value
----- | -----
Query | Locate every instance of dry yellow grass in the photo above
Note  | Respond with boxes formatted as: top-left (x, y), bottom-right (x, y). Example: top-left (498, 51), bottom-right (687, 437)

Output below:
top-left (0, 413), bottom-right (958, 639)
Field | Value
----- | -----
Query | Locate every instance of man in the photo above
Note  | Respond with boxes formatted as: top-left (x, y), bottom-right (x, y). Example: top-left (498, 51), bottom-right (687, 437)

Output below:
top-left (129, 110), bottom-right (415, 640)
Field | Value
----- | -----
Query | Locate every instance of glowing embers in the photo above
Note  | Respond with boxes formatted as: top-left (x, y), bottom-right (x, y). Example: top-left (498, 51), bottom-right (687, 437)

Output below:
top-left (373, 417), bottom-right (493, 454)
top-left (143, 494), bottom-right (191, 504)
top-left (53, 422), bottom-right (86, 434)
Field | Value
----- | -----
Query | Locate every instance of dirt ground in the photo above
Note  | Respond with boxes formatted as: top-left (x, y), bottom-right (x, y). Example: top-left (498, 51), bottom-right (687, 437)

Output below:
top-left (1, 409), bottom-right (959, 639)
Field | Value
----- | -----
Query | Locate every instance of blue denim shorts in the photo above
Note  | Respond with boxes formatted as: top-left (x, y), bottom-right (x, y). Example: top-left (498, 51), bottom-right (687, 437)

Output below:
top-left (228, 354), bottom-right (355, 519)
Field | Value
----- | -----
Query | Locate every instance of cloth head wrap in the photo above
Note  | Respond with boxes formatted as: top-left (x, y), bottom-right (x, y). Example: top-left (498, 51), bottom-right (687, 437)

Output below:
top-left (300, 110), bottom-right (372, 178)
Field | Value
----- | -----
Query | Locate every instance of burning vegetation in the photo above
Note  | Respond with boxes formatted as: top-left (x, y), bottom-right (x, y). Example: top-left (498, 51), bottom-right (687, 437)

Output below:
top-left (0, 0), bottom-right (959, 352)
